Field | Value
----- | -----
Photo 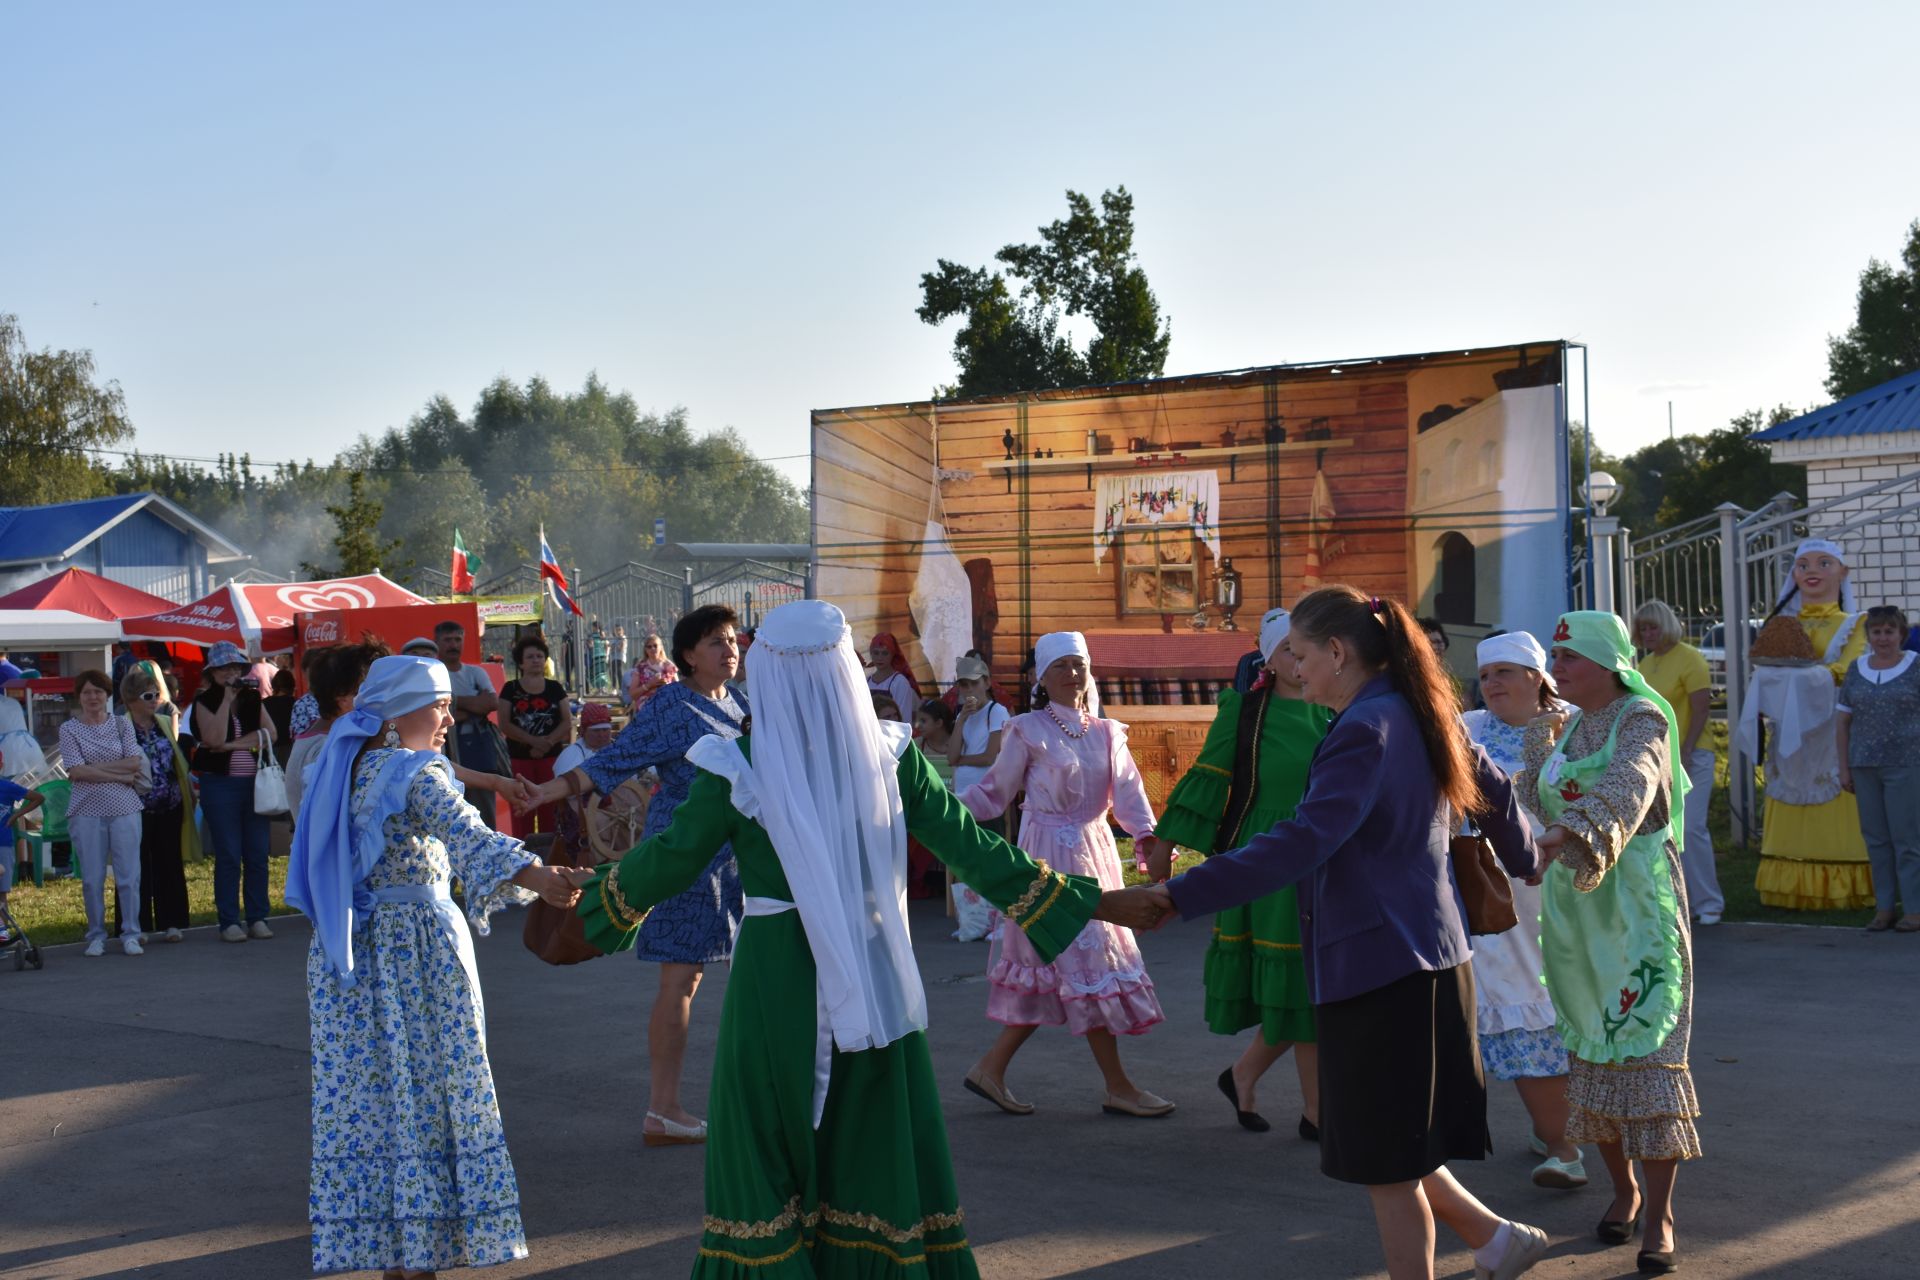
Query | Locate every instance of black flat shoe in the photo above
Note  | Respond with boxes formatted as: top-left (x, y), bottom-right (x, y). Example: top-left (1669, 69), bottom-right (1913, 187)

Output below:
top-left (1216, 1068), bottom-right (1270, 1132)
top-left (1297, 1115), bottom-right (1320, 1142)
top-left (1637, 1247), bottom-right (1679, 1274)
top-left (1598, 1213), bottom-right (1643, 1246)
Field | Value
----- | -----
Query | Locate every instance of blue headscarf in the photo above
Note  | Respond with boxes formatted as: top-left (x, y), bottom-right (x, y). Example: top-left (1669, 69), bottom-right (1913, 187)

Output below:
top-left (285, 655), bottom-right (452, 986)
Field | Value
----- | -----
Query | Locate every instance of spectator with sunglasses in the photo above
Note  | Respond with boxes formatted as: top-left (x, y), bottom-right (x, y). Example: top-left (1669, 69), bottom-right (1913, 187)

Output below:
top-left (119, 662), bottom-right (194, 942)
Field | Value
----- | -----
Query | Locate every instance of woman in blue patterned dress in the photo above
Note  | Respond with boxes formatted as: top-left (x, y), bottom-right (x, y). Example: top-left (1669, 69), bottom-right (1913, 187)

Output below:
top-left (515, 604), bottom-right (748, 1147)
top-left (1462, 631), bottom-right (1585, 1192)
top-left (287, 656), bottom-right (588, 1279)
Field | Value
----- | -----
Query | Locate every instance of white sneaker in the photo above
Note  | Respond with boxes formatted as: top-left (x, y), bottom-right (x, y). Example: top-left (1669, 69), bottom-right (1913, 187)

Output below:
top-left (1696, 912), bottom-right (1722, 926)
top-left (1475, 1222), bottom-right (1551, 1280)
top-left (1527, 1131), bottom-right (1549, 1158)
top-left (248, 920), bottom-right (274, 940)
top-left (122, 935), bottom-right (144, 956)
top-left (1531, 1152), bottom-right (1587, 1188)
top-left (163, 928), bottom-right (183, 943)
top-left (221, 924), bottom-right (248, 943)
top-left (84, 938), bottom-right (106, 957)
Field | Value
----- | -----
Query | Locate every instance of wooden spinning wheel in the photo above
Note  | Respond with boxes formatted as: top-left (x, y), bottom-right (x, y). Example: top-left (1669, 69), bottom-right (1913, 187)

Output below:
top-left (583, 775), bottom-right (655, 865)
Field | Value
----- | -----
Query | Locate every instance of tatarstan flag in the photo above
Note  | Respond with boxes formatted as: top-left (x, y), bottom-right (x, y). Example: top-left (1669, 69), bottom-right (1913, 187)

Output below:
top-left (451, 528), bottom-right (483, 595)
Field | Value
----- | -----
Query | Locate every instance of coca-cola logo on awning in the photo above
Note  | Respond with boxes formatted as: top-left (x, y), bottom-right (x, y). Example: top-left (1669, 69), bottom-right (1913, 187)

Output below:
top-left (303, 619), bottom-right (342, 645)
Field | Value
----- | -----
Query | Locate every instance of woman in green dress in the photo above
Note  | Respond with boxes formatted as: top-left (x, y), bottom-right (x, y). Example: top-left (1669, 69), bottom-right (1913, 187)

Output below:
top-left (576, 601), bottom-right (1120, 1278)
top-left (1148, 608), bottom-right (1328, 1138)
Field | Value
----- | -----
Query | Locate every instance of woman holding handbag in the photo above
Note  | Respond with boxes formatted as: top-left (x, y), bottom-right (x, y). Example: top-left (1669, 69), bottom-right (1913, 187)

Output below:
top-left (192, 640), bottom-right (276, 944)
top-left (1109, 588), bottom-right (1553, 1280)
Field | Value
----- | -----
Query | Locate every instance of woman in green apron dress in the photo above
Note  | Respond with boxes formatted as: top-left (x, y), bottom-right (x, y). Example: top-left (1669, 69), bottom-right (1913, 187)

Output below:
top-left (1520, 612), bottom-right (1702, 1277)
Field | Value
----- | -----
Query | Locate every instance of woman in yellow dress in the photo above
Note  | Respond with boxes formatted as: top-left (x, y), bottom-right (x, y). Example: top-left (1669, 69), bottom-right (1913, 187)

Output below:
top-left (1753, 539), bottom-right (1873, 909)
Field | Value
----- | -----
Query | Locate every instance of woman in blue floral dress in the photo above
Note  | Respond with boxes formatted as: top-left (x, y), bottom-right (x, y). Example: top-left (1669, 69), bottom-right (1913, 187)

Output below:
top-left (516, 604), bottom-right (747, 1146)
top-left (288, 656), bottom-right (587, 1279)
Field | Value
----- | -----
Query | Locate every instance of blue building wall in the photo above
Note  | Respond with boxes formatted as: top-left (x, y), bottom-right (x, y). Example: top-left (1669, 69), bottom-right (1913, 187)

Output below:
top-left (95, 509), bottom-right (207, 600)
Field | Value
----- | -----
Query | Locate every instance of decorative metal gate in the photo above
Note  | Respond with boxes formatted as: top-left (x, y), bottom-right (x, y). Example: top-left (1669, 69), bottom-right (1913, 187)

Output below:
top-left (572, 561), bottom-right (691, 641)
top-left (689, 558), bottom-right (809, 629)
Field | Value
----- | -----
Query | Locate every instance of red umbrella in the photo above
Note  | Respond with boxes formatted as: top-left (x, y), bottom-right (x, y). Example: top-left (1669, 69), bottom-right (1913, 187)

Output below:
top-left (0, 567), bottom-right (175, 619)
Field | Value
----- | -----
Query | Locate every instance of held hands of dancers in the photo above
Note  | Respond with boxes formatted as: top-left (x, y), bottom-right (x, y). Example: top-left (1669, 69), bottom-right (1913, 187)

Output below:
top-left (1528, 824), bottom-right (1570, 886)
top-left (515, 861), bottom-right (595, 908)
top-left (1133, 835), bottom-right (1178, 883)
top-left (1096, 884), bottom-right (1175, 931)
top-left (507, 770), bottom-right (579, 815)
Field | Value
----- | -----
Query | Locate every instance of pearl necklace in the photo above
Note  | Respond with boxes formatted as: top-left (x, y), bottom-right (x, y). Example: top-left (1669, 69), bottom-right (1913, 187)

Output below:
top-left (1044, 704), bottom-right (1091, 738)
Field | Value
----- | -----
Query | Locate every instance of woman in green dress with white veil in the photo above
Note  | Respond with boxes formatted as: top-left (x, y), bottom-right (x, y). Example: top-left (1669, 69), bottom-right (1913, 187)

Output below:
top-left (577, 600), bottom-right (1131, 1278)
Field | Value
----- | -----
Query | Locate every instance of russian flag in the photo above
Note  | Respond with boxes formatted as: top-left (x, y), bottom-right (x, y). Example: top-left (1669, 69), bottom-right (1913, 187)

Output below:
top-left (539, 526), bottom-right (583, 617)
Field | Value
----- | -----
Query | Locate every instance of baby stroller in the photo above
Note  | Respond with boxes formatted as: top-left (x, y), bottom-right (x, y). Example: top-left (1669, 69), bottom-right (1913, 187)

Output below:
top-left (0, 892), bottom-right (41, 971)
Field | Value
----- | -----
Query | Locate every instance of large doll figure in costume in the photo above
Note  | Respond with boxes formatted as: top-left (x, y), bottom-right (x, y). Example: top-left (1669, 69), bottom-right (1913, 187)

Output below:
top-left (1742, 539), bottom-right (1873, 909)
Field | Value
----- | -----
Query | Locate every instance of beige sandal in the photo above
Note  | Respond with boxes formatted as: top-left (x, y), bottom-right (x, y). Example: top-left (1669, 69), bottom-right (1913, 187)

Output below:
top-left (963, 1067), bottom-right (1035, 1115)
top-left (1895, 915), bottom-right (1920, 933)
top-left (1102, 1090), bottom-right (1176, 1118)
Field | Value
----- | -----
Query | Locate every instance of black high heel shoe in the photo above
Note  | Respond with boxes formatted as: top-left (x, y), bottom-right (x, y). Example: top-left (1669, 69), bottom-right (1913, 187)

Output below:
top-left (1216, 1068), bottom-right (1270, 1132)
top-left (1297, 1115), bottom-right (1320, 1142)
top-left (1597, 1199), bottom-right (1644, 1246)
top-left (1636, 1247), bottom-right (1679, 1274)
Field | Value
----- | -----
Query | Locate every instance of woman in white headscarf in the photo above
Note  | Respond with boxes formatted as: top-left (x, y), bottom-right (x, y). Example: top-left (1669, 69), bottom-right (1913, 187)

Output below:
top-left (1749, 538), bottom-right (1874, 909)
top-left (1462, 631), bottom-right (1585, 1191)
top-left (285, 655), bottom-right (587, 1280)
top-left (574, 601), bottom-right (1114, 1277)
top-left (1149, 608), bottom-right (1329, 1139)
top-left (958, 630), bottom-right (1173, 1119)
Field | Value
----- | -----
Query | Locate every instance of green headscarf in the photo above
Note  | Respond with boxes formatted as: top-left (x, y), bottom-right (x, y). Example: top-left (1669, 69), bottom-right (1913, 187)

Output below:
top-left (1550, 610), bottom-right (1691, 853)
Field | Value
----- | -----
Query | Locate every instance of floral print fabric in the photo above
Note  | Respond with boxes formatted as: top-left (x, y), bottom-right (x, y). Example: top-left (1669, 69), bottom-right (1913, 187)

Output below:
top-left (581, 680), bottom-right (748, 965)
top-left (306, 750), bottom-right (537, 1274)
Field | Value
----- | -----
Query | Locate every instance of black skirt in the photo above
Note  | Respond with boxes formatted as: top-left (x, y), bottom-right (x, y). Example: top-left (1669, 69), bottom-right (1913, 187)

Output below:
top-left (1315, 962), bottom-right (1489, 1185)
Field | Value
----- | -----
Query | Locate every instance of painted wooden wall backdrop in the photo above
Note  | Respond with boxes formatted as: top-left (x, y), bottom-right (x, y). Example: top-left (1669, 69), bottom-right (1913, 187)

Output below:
top-left (809, 350), bottom-right (1551, 695)
top-left (811, 403), bottom-right (938, 678)
top-left (930, 371), bottom-right (1412, 684)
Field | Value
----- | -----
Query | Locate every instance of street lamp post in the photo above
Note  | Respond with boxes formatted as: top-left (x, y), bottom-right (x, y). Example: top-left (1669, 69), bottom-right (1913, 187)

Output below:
top-left (1581, 471), bottom-right (1624, 616)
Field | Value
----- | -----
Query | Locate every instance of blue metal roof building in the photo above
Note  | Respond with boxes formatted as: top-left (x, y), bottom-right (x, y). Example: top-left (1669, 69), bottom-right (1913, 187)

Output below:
top-left (0, 492), bottom-right (247, 603)
top-left (1753, 368), bottom-right (1920, 444)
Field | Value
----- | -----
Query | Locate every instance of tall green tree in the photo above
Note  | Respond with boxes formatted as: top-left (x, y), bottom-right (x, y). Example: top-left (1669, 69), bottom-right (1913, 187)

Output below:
top-left (0, 313), bottom-right (131, 505)
top-left (918, 186), bottom-right (1172, 398)
top-left (1826, 218), bottom-right (1920, 399)
top-left (302, 471), bottom-right (400, 578)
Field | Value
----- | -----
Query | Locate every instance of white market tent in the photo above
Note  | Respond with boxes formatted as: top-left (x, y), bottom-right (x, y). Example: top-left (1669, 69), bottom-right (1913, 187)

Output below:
top-left (0, 608), bottom-right (122, 666)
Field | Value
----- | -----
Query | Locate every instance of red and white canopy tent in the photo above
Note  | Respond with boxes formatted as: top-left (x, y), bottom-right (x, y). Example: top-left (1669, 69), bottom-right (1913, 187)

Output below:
top-left (118, 572), bottom-right (433, 656)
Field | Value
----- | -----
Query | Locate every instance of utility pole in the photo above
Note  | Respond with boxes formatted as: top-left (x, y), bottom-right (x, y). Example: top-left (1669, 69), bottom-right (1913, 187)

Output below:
top-left (1668, 401), bottom-right (1675, 441)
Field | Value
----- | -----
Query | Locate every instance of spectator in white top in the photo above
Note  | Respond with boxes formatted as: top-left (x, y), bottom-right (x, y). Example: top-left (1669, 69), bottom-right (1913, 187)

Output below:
top-left (948, 654), bottom-right (1012, 836)
top-left (59, 668), bottom-right (146, 957)
top-left (553, 701), bottom-right (615, 777)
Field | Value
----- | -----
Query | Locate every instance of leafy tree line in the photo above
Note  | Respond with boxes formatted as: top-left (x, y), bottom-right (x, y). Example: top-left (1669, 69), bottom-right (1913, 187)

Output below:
top-left (1571, 405), bottom-right (1809, 536)
top-left (0, 316), bottom-right (809, 589)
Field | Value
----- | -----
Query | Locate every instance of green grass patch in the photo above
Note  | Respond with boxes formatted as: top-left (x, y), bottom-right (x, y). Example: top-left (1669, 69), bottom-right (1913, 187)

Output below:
top-left (8, 845), bottom-right (301, 947)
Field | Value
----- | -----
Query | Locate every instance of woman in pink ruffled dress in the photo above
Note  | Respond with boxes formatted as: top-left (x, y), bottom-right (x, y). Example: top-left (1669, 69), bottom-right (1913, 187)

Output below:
top-left (958, 631), bottom-right (1173, 1118)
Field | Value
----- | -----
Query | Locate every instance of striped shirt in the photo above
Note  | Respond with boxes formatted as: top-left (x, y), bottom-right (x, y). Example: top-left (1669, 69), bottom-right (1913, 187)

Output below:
top-left (58, 715), bottom-right (145, 819)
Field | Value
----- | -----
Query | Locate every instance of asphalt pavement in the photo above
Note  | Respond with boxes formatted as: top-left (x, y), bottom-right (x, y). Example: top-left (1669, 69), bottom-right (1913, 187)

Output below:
top-left (2, 903), bottom-right (1916, 1279)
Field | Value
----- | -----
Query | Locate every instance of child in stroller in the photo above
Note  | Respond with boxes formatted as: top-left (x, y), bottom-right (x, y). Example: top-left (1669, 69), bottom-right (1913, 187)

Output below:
top-left (1, 747), bottom-right (49, 968)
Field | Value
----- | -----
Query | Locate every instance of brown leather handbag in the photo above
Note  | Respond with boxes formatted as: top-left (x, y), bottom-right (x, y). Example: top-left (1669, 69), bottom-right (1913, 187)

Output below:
top-left (1450, 827), bottom-right (1519, 936)
top-left (522, 776), bottom-right (654, 965)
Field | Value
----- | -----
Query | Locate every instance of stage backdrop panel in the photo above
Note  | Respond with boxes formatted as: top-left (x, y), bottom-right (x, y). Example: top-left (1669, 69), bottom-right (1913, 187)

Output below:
top-left (810, 344), bottom-right (1573, 699)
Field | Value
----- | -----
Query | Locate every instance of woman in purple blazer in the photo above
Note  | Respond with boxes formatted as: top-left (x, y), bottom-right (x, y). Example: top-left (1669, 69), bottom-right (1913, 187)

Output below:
top-left (1112, 587), bottom-right (1551, 1280)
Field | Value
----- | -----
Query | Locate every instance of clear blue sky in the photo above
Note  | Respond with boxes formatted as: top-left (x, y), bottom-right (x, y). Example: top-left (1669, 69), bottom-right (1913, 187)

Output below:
top-left (6, 2), bottom-right (1916, 494)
